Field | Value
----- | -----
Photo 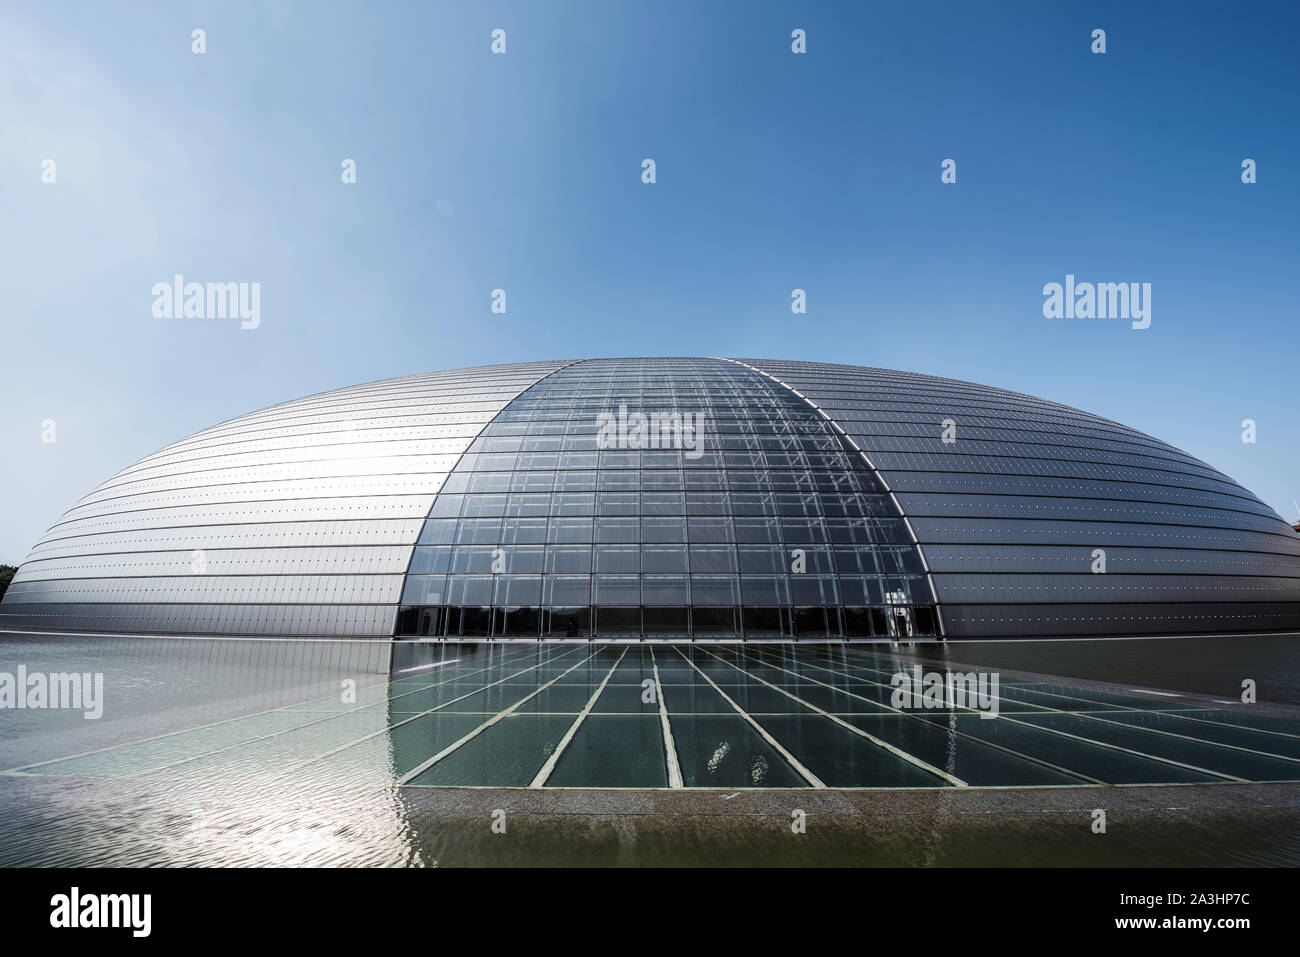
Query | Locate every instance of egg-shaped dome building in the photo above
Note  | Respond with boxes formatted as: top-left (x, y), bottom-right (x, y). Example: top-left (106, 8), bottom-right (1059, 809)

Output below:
top-left (3, 357), bottom-right (1298, 640)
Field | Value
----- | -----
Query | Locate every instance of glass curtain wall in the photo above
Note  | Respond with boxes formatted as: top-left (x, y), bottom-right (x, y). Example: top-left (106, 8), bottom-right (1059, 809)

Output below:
top-left (396, 358), bottom-right (940, 640)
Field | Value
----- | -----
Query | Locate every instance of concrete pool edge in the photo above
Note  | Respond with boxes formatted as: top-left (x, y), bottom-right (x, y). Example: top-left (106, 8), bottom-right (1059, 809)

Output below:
top-left (384, 780), bottom-right (1300, 866)
top-left (2, 776), bottom-right (1296, 866)
top-left (391, 781), bottom-right (1300, 807)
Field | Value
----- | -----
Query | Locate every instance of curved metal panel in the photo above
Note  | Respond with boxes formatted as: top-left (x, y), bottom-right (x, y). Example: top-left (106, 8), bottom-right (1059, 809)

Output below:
top-left (742, 359), bottom-right (1300, 637)
top-left (0, 362), bottom-right (569, 636)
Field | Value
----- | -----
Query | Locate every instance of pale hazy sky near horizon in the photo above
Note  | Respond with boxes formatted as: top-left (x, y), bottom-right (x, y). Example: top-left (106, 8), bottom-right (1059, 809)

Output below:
top-left (2, 0), bottom-right (1298, 561)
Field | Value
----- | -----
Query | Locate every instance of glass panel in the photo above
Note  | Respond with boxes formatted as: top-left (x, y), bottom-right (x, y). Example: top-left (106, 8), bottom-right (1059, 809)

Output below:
top-left (642, 545), bottom-right (688, 573)
top-left (544, 545), bottom-right (591, 573)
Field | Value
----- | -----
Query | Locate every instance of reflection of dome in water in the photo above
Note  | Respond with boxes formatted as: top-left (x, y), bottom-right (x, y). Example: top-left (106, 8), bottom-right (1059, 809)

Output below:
top-left (4, 358), bottom-right (1299, 640)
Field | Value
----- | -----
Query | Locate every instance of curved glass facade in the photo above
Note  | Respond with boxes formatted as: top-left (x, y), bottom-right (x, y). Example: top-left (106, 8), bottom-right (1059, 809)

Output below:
top-left (395, 358), bottom-right (939, 639)
top-left (2, 357), bottom-right (1298, 640)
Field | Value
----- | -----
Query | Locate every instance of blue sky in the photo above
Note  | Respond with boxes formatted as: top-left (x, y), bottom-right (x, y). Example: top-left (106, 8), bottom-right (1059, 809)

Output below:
top-left (2, 0), bottom-right (1297, 561)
